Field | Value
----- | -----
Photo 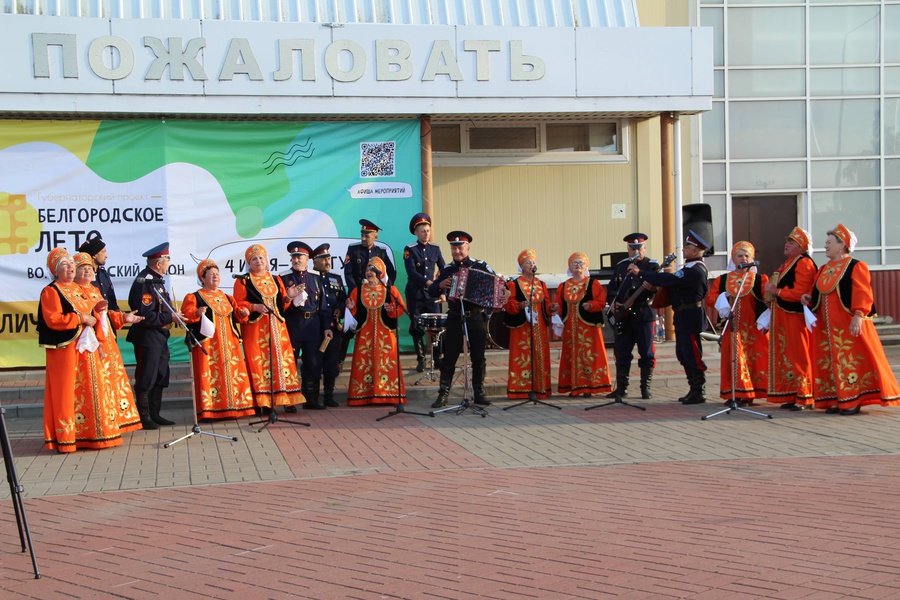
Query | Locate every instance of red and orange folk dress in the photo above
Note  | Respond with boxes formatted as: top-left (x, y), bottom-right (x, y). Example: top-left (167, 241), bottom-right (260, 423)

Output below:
top-left (809, 256), bottom-right (900, 412)
top-left (79, 280), bottom-right (142, 433)
top-left (706, 268), bottom-right (770, 403)
top-left (504, 275), bottom-right (553, 400)
top-left (347, 277), bottom-right (407, 406)
top-left (233, 269), bottom-right (305, 410)
top-left (767, 249), bottom-right (817, 408)
top-left (557, 276), bottom-right (612, 397)
top-left (182, 284), bottom-right (256, 420)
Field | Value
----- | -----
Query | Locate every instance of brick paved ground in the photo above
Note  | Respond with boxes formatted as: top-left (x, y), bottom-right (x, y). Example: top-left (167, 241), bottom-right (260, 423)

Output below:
top-left (2, 342), bottom-right (900, 599)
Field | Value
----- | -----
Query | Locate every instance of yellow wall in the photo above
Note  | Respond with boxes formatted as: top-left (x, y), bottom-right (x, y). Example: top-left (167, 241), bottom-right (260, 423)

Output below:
top-left (636, 0), bottom-right (691, 27)
top-left (432, 120), bottom-right (668, 276)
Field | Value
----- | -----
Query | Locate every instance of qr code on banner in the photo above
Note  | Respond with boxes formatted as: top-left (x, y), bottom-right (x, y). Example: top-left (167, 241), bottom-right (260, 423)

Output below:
top-left (360, 141), bottom-right (396, 178)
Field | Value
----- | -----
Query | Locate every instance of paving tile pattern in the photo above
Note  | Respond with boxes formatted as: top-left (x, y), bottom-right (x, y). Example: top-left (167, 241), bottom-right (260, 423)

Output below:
top-left (1, 343), bottom-right (900, 598)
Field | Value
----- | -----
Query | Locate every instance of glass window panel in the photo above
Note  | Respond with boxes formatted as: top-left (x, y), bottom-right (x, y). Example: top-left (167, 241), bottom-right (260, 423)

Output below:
top-left (468, 127), bottom-right (537, 151)
top-left (432, 124), bottom-right (460, 153)
top-left (886, 98), bottom-right (900, 155)
top-left (730, 101), bottom-right (806, 159)
top-left (886, 250), bottom-right (900, 266)
top-left (702, 102), bottom-right (725, 160)
top-left (545, 123), bottom-right (617, 153)
top-left (703, 162), bottom-right (726, 191)
top-left (886, 159), bottom-right (900, 187)
top-left (702, 194), bottom-right (727, 259)
top-left (810, 190), bottom-right (880, 247)
top-left (701, 7), bottom-right (724, 67)
top-left (810, 68), bottom-right (879, 96)
top-left (714, 70), bottom-right (724, 98)
top-left (886, 67), bottom-right (900, 95)
top-left (728, 8), bottom-right (804, 67)
top-left (886, 5), bottom-right (900, 63)
top-left (810, 5), bottom-right (880, 65)
top-left (810, 99), bottom-right (879, 157)
top-left (729, 69), bottom-right (805, 98)
top-left (730, 161), bottom-right (806, 190)
top-left (886, 190), bottom-right (900, 246)
top-left (811, 159), bottom-right (879, 188)
top-left (849, 250), bottom-right (881, 265)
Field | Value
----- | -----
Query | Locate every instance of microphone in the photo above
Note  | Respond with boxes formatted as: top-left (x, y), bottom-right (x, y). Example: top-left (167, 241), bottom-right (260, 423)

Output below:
top-left (368, 266), bottom-right (383, 277)
top-left (138, 275), bottom-right (166, 285)
top-left (232, 273), bottom-right (249, 280)
top-left (532, 265), bottom-right (538, 274)
top-left (738, 261), bottom-right (760, 269)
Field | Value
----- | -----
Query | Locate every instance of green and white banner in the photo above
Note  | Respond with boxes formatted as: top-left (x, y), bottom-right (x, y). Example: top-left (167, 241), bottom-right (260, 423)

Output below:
top-left (0, 119), bottom-right (421, 367)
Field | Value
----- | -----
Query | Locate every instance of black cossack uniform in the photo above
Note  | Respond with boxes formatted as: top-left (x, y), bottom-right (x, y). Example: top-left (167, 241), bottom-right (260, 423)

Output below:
top-left (427, 257), bottom-right (495, 402)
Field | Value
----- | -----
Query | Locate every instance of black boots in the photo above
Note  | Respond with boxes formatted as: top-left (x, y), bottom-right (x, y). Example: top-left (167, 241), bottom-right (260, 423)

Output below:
top-left (149, 386), bottom-right (175, 426)
top-left (472, 363), bottom-right (490, 405)
top-left (432, 371), bottom-right (452, 408)
top-left (322, 376), bottom-right (339, 408)
top-left (607, 370), bottom-right (629, 398)
top-left (134, 389), bottom-right (159, 430)
top-left (413, 335), bottom-right (426, 373)
top-left (681, 369), bottom-right (707, 405)
top-left (300, 378), bottom-right (324, 410)
top-left (640, 367), bottom-right (653, 400)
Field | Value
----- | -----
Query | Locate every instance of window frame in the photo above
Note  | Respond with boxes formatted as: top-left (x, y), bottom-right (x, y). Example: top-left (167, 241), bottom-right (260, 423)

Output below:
top-left (431, 120), bottom-right (628, 167)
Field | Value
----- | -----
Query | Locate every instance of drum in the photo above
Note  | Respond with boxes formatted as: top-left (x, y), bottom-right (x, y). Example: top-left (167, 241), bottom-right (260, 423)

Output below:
top-left (487, 310), bottom-right (510, 350)
top-left (418, 313), bottom-right (447, 332)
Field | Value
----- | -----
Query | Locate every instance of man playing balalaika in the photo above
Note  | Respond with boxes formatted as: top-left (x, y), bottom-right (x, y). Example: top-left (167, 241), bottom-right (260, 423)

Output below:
top-left (606, 233), bottom-right (659, 400)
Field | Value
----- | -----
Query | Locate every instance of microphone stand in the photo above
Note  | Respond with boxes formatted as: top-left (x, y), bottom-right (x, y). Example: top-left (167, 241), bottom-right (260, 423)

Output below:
top-left (0, 402), bottom-right (40, 578)
top-left (163, 290), bottom-right (240, 448)
top-left (702, 266), bottom-right (773, 421)
top-left (504, 271), bottom-right (561, 411)
top-left (377, 281), bottom-right (433, 421)
top-left (247, 281), bottom-right (311, 431)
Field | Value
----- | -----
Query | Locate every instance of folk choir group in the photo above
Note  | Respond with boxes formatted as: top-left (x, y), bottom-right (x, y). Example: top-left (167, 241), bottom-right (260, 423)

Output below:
top-left (37, 215), bottom-right (900, 453)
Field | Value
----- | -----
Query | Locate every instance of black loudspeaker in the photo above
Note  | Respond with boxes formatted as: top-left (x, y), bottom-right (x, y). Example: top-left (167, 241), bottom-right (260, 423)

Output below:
top-left (683, 204), bottom-right (715, 256)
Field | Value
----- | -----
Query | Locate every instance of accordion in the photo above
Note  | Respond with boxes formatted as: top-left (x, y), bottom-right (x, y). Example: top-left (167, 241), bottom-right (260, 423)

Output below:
top-left (449, 267), bottom-right (506, 308)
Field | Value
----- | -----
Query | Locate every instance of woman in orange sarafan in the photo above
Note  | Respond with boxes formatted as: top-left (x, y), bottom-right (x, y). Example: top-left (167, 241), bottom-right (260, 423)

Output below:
top-left (556, 252), bottom-right (612, 397)
top-left (705, 241), bottom-right (769, 406)
top-left (182, 259), bottom-right (256, 420)
top-left (504, 249), bottom-right (556, 400)
top-left (232, 244), bottom-right (305, 411)
top-left (74, 252), bottom-right (146, 435)
top-left (37, 248), bottom-right (113, 452)
top-left (803, 224), bottom-right (900, 415)
top-left (346, 257), bottom-right (407, 406)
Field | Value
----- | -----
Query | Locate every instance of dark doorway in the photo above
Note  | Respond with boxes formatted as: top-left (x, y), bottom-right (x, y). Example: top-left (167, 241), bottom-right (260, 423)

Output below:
top-left (731, 195), bottom-right (798, 276)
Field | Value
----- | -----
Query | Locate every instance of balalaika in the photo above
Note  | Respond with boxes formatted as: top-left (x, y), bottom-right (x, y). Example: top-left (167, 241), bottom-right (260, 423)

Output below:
top-left (606, 253), bottom-right (675, 334)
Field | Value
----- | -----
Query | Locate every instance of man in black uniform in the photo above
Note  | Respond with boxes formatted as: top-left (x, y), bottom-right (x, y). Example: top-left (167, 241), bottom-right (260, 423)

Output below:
top-left (126, 242), bottom-right (179, 428)
top-left (428, 231), bottom-right (509, 408)
top-left (312, 243), bottom-right (344, 408)
top-left (281, 241), bottom-right (329, 410)
top-left (404, 212), bottom-right (446, 372)
top-left (606, 233), bottom-right (659, 400)
top-left (340, 219), bottom-right (396, 366)
top-left (631, 230), bottom-right (710, 405)
top-left (78, 234), bottom-right (121, 313)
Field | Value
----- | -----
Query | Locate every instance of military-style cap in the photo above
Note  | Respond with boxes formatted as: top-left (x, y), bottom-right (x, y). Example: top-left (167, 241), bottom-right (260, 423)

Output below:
top-left (409, 212), bottom-right (432, 234)
top-left (78, 235), bottom-right (106, 256)
top-left (287, 241), bottom-right (312, 256)
top-left (312, 243), bottom-right (331, 259)
top-left (447, 230), bottom-right (472, 245)
top-left (360, 219), bottom-right (381, 233)
top-left (685, 230), bottom-right (710, 251)
top-left (142, 242), bottom-right (170, 259)
top-left (624, 232), bottom-right (648, 248)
